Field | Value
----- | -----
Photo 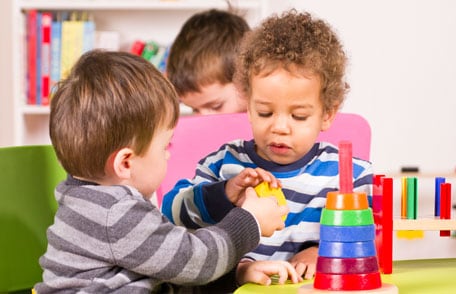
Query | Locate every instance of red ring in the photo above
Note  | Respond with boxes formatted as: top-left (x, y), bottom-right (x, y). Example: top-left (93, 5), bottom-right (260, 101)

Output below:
top-left (314, 272), bottom-right (382, 290)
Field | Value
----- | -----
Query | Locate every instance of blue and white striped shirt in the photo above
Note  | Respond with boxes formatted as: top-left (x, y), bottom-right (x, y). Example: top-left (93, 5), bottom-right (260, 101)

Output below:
top-left (162, 139), bottom-right (373, 261)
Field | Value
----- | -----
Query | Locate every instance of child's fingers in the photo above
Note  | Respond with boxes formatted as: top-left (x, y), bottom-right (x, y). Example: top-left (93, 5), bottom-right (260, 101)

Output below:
top-left (253, 168), bottom-right (271, 182)
top-left (291, 261), bottom-right (316, 280)
top-left (281, 261), bottom-right (302, 284)
top-left (250, 273), bottom-right (273, 286)
top-left (263, 261), bottom-right (301, 284)
top-left (255, 168), bottom-right (282, 188)
top-left (292, 261), bottom-right (307, 278)
top-left (303, 263), bottom-right (316, 280)
top-left (239, 168), bottom-right (260, 185)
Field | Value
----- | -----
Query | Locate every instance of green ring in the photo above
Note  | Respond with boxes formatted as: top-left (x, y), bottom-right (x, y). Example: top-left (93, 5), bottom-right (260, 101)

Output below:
top-left (320, 208), bottom-right (374, 226)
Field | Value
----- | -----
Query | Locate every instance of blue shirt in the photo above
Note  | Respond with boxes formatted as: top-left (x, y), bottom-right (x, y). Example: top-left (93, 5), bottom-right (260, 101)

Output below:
top-left (162, 139), bottom-right (373, 261)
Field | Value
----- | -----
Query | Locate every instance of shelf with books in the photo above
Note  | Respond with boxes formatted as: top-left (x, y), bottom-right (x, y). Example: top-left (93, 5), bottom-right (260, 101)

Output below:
top-left (12, 0), bottom-right (265, 145)
top-left (17, 0), bottom-right (262, 11)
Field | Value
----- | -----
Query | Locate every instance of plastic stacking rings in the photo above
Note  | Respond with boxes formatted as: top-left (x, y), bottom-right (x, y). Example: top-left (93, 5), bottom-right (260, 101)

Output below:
top-left (318, 240), bottom-right (377, 258)
top-left (320, 208), bottom-right (374, 226)
top-left (316, 256), bottom-right (379, 274)
top-left (320, 224), bottom-right (375, 242)
top-left (325, 191), bottom-right (369, 210)
top-left (314, 272), bottom-right (382, 291)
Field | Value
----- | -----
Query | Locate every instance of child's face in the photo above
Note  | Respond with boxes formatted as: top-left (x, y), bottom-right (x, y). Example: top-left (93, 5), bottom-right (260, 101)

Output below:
top-left (129, 127), bottom-right (174, 199)
top-left (248, 68), bottom-right (334, 165)
top-left (180, 82), bottom-right (247, 115)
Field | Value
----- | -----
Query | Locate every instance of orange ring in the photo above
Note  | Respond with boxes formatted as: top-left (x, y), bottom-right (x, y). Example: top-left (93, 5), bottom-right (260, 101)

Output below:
top-left (325, 191), bottom-right (368, 210)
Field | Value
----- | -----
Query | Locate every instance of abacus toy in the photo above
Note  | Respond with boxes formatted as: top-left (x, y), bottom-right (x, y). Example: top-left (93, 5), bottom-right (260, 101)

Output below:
top-left (373, 173), bottom-right (455, 275)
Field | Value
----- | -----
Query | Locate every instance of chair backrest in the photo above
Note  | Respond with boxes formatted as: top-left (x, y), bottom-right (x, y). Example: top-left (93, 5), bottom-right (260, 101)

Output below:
top-left (156, 112), bottom-right (371, 206)
top-left (0, 145), bottom-right (66, 292)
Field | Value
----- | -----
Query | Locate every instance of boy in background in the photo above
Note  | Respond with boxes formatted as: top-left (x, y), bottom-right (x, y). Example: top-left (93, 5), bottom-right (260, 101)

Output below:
top-left (162, 10), bottom-right (373, 286)
top-left (166, 9), bottom-right (249, 114)
top-left (35, 50), bottom-right (300, 293)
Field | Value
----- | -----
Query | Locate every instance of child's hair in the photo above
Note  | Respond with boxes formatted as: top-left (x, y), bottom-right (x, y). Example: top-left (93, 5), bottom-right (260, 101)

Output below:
top-left (50, 50), bottom-right (180, 180)
top-left (234, 9), bottom-right (349, 114)
top-left (166, 9), bottom-right (250, 96)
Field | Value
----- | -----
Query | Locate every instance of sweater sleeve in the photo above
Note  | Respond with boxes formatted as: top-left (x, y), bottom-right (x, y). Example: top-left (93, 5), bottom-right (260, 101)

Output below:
top-left (107, 199), bottom-right (259, 286)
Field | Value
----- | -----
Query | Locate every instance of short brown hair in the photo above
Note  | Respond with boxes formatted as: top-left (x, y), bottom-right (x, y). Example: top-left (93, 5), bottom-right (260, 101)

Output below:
top-left (166, 9), bottom-right (250, 96)
top-left (50, 50), bottom-right (179, 180)
top-left (234, 9), bottom-right (349, 113)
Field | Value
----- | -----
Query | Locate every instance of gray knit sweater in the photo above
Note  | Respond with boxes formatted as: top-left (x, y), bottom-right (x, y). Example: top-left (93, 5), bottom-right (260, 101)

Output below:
top-left (35, 176), bottom-right (260, 293)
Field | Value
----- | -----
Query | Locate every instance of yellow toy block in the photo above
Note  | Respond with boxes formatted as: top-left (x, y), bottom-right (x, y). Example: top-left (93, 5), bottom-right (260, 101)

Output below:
top-left (254, 182), bottom-right (288, 220)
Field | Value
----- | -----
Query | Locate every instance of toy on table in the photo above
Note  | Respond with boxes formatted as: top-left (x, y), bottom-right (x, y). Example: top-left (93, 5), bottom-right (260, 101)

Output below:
top-left (396, 176), bottom-right (424, 240)
top-left (435, 178), bottom-right (452, 236)
top-left (300, 141), bottom-right (398, 293)
top-left (372, 175), bottom-right (393, 274)
top-left (375, 174), bottom-right (456, 275)
top-left (395, 175), bottom-right (453, 239)
top-left (254, 181), bottom-right (287, 221)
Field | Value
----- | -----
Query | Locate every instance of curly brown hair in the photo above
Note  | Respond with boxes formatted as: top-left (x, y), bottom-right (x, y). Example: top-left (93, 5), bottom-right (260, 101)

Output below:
top-left (234, 9), bottom-right (349, 114)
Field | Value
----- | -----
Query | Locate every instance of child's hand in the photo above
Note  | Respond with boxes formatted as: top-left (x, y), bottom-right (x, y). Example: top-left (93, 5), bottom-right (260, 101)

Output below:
top-left (226, 167), bottom-right (281, 206)
top-left (241, 187), bottom-right (288, 237)
top-left (236, 260), bottom-right (302, 286)
top-left (288, 246), bottom-right (318, 280)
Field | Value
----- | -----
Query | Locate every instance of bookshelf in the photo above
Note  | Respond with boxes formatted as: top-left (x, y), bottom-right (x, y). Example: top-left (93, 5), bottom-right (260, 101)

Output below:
top-left (12, 0), bottom-right (265, 145)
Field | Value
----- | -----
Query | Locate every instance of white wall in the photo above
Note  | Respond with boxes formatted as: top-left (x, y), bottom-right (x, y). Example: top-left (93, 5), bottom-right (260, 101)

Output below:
top-left (264, 0), bottom-right (456, 175)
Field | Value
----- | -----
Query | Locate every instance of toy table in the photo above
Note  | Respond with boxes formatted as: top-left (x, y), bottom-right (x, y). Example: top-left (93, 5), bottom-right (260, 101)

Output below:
top-left (234, 258), bottom-right (456, 293)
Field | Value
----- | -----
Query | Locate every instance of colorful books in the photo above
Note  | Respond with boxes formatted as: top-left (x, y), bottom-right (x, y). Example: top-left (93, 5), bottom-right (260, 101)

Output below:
top-left (25, 10), bottom-right (96, 105)
top-left (26, 9), bottom-right (37, 105)
top-left (36, 12), bottom-right (42, 105)
top-left (50, 12), bottom-right (62, 97)
top-left (23, 10), bottom-right (167, 106)
top-left (130, 40), bottom-right (145, 56)
top-left (133, 39), bottom-right (169, 72)
top-left (40, 12), bottom-right (52, 105)
top-left (81, 12), bottom-right (95, 54)
top-left (60, 12), bottom-right (84, 80)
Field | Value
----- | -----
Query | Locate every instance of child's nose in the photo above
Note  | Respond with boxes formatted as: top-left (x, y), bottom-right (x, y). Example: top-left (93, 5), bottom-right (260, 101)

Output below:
top-left (271, 115), bottom-right (290, 134)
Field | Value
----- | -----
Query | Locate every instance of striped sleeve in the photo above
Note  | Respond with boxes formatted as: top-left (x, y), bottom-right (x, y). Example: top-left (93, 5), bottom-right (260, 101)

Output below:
top-left (162, 140), bottom-right (247, 228)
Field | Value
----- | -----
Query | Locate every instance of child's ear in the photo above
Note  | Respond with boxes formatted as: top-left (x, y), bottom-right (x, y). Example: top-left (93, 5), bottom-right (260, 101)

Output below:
top-left (110, 147), bottom-right (134, 179)
top-left (321, 109), bottom-right (337, 131)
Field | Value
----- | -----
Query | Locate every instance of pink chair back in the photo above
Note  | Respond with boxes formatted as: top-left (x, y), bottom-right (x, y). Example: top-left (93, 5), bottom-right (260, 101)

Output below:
top-left (156, 112), bottom-right (371, 206)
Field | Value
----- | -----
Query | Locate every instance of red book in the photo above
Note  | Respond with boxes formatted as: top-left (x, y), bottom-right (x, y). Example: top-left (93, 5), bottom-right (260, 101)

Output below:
top-left (130, 40), bottom-right (145, 56)
top-left (40, 12), bottom-right (52, 105)
top-left (26, 10), bottom-right (37, 105)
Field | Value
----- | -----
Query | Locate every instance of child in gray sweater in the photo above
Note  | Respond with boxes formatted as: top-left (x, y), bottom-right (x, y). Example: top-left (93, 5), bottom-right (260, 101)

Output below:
top-left (35, 50), bottom-right (298, 293)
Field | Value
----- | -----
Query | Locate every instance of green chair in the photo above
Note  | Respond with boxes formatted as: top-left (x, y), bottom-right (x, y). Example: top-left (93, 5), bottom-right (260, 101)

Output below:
top-left (0, 145), bottom-right (66, 293)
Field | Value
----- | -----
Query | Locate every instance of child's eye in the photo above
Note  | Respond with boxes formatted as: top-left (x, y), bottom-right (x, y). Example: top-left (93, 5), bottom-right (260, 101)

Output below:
top-left (293, 115), bottom-right (308, 121)
top-left (211, 103), bottom-right (223, 111)
top-left (258, 112), bottom-right (272, 118)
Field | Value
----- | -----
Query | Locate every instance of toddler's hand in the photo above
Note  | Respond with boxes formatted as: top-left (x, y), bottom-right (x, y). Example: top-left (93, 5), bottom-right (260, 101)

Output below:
top-left (236, 260), bottom-right (302, 286)
top-left (226, 167), bottom-right (280, 206)
top-left (289, 246), bottom-right (318, 280)
top-left (241, 187), bottom-right (288, 237)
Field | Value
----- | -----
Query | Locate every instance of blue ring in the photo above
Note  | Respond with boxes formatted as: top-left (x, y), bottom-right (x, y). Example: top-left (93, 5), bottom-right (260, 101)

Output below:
top-left (320, 224), bottom-right (375, 242)
top-left (318, 240), bottom-right (377, 258)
